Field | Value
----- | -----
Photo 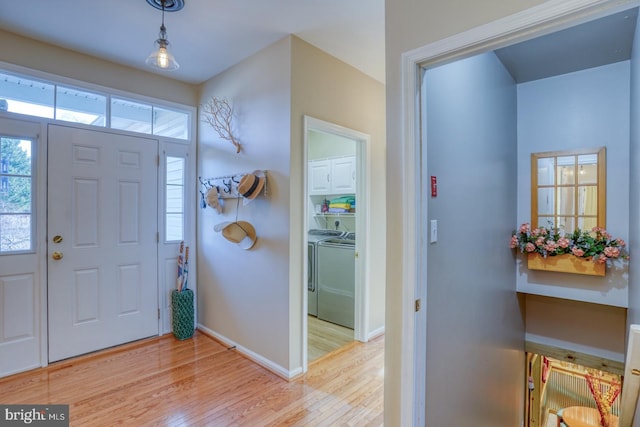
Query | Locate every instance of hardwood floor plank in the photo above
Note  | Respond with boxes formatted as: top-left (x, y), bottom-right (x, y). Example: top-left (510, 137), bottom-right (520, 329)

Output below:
top-left (307, 316), bottom-right (354, 362)
top-left (0, 331), bottom-right (383, 426)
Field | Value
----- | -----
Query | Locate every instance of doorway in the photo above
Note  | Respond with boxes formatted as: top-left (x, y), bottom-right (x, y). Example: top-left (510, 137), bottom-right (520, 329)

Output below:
top-left (302, 116), bottom-right (370, 369)
top-left (402, 1), bottom-right (638, 424)
top-left (47, 125), bottom-right (159, 362)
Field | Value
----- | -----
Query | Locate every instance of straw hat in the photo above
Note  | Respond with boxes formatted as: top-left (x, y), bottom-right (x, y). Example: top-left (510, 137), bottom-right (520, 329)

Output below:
top-left (205, 187), bottom-right (222, 213)
top-left (214, 221), bottom-right (257, 250)
top-left (238, 170), bottom-right (265, 201)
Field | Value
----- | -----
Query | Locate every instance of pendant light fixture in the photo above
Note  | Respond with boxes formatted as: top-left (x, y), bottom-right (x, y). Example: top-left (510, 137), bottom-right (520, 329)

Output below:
top-left (145, 0), bottom-right (184, 71)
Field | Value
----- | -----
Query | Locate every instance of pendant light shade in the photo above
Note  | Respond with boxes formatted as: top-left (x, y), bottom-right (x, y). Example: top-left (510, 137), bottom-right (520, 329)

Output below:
top-left (145, 0), bottom-right (181, 71)
top-left (146, 24), bottom-right (179, 70)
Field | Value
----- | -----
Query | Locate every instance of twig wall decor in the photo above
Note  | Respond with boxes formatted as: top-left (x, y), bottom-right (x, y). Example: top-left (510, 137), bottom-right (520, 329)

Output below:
top-left (201, 97), bottom-right (242, 153)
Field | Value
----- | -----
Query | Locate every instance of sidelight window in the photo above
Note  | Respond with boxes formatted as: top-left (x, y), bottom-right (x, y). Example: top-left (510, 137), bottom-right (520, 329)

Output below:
top-left (0, 136), bottom-right (34, 253)
top-left (165, 155), bottom-right (185, 242)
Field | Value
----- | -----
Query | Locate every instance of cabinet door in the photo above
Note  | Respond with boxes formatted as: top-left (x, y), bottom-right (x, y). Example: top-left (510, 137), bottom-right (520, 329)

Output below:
top-left (331, 156), bottom-right (356, 194)
top-left (309, 159), bottom-right (331, 195)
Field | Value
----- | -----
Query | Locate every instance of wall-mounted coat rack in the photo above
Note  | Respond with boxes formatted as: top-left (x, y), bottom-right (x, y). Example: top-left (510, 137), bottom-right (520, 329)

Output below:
top-left (199, 170), bottom-right (268, 201)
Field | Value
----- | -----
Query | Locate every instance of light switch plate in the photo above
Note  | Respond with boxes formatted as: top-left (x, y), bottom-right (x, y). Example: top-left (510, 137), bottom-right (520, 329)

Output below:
top-left (430, 220), bottom-right (437, 243)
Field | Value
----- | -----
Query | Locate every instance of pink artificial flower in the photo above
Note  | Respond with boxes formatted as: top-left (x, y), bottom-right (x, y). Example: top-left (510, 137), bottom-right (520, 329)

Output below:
top-left (525, 243), bottom-right (536, 252)
top-left (519, 223), bottom-right (530, 234)
top-left (510, 235), bottom-right (518, 249)
top-left (531, 228), bottom-right (540, 237)
top-left (604, 246), bottom-right (620, 258)
top-left (592, 226), bottom-right (611, 240)
top-left (596, 254), bottom-right (608, 264)
top-left (536, 237), bottom-right (545, 247)
top-left (571, 247), bottom-right (585, 257)
top-left (544, 241), bottom-right (558, 252)
top-left (557, 237), bottom-right (570, 249)
top-left (616, 239), bottom-right (626, 247)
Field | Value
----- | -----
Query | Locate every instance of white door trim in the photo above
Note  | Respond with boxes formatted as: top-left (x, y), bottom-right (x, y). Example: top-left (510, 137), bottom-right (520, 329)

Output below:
top-left (302, 115), bottom-right (371, 373)
top-left (399, 0), bottom-right (640, 424)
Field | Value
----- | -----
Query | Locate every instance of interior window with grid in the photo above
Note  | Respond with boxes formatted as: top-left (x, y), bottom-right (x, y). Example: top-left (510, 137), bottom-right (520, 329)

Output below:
top-left (532, 148), bottom-right (605, 232)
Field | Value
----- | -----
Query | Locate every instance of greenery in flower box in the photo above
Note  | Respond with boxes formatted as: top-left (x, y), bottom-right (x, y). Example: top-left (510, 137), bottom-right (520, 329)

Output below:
top-left (510, 223), bottom-right (628, 266)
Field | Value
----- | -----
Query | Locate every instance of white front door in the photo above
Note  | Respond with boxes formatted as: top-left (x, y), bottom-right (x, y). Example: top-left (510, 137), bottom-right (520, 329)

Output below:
top-left (47, 125), bottom-right (159, 362)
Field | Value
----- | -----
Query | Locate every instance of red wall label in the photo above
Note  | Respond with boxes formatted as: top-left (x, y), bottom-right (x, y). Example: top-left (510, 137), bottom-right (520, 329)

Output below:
top-left (430, 176), bottom-right (437, 197)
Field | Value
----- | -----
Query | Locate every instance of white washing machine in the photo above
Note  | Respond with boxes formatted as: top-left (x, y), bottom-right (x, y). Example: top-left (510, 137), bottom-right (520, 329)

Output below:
top-left (307, 229), bottom-right (344, 316)
top-left (317, 235), bottom-right (355, 329)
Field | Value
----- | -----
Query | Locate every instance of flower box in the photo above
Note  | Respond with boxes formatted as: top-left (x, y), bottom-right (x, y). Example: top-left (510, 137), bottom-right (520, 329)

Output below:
top-left (527, 253), bottom-right (605, 276)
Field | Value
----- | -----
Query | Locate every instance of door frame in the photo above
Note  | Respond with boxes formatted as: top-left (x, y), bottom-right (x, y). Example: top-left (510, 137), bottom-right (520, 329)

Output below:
top-left (301, 115), bottom-right (371, 372)
top-left (399, 0), bottom-right (639, 424)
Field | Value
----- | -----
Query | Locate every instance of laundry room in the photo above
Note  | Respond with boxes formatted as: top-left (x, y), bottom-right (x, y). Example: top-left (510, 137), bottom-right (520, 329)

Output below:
top-left (305, 120), bottom-right (361, 361)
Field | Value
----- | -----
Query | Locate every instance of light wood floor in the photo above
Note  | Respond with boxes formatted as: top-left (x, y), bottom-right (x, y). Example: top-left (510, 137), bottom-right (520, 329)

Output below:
top-left (0, 331), bottom-right (383, 426)
top-left (307, 315), bottom-right (354, 362)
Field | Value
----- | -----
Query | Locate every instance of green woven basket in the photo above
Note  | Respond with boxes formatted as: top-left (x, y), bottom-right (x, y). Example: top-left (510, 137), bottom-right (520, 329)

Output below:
top-left (171, 289), bottom-right (194, 340)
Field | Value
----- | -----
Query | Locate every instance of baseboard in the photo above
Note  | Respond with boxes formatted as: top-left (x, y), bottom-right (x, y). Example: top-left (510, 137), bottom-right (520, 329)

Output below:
top-left (367, 326), bottom-right (385, 341)
top-left (196, 324), bottom-right (301, 380)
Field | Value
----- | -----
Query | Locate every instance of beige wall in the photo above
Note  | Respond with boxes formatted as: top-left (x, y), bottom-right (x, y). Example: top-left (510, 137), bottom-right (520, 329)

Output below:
top-left (526, 295), bottom-right (627, 358)
top-left (0, 29), bottom-right (197, 106)
top-left (196, 35), bottom-right (386, 375)
top-left (385, 1), bottom-right (545, 425)
top-left (290, 36), bottom-right (387, 358)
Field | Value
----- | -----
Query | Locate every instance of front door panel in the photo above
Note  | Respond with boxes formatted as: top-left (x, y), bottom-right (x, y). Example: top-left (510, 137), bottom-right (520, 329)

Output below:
top-left (47, 125), bottom-right (158, 362)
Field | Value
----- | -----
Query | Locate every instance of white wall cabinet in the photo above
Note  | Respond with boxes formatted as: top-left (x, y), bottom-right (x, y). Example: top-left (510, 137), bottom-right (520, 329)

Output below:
top-left (309, 159), bottom-right (332, 194)
top-left (309, 156), bottom-right (355, 195)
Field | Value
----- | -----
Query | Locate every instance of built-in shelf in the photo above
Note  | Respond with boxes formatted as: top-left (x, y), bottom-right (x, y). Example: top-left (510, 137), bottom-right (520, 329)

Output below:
top-left (314, 213), bottom-right (355, 217)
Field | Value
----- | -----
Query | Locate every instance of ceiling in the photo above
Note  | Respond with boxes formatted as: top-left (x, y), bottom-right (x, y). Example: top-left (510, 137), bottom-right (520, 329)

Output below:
top-left (495, 7), bottom-right (638, 83)
top-left (0, 0), bottom-right (385, 85)
top-left (0, 3), bottom-right (637, 88)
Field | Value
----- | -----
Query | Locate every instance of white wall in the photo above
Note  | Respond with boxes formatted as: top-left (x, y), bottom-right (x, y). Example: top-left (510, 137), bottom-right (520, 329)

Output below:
top-left (516, 62), bottom-right (631, 308)
top-left (423, 51), bottom-right (524, 426)
top-left (197, 37), bottom-right (293, 374)
top-left (308, 130), bottom-right (356, 160)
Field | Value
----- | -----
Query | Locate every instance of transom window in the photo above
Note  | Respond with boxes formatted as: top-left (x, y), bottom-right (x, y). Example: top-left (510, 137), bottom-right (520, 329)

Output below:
top-left (531, 147), bottom-right (606, 232)
top-left (0, 70), bottom-right (190, 140)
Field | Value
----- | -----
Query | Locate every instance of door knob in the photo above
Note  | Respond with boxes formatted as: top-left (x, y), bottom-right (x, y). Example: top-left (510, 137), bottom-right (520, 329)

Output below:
top-left (52, 251), bottom-right (64, 260)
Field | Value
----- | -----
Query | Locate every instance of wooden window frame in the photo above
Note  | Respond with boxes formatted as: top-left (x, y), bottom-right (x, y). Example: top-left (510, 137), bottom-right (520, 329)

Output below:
top-left (531, 147), bottom-right (606, 231)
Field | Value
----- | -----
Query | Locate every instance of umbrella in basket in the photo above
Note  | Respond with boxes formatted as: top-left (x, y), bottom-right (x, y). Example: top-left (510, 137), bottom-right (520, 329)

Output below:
top-left (181, 246), bottom-right (189, 291)
top-left (176, 241), bottom-right (184, 291)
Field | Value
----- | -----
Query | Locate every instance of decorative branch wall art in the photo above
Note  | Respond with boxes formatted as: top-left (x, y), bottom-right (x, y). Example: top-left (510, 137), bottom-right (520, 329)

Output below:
top-left (201, 96), bottom-right (241, 153)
